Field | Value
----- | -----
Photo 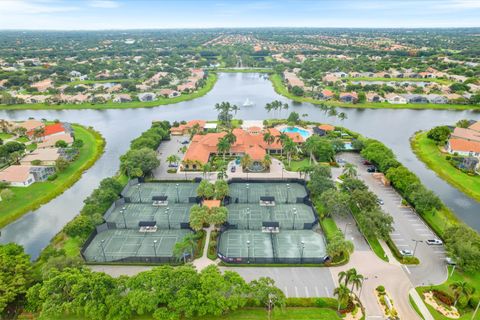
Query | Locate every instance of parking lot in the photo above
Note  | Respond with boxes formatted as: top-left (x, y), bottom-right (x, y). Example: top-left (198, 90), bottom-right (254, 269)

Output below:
top-left (336, 152), bottom-right (448, 286)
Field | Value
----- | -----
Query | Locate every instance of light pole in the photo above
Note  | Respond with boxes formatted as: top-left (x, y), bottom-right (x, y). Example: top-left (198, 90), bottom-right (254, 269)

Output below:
top-left (286, 183), bottom-right (290, 204)
top-left (300, 241), bottom-right (305, 264)
top-left (246, 208), bottom-right (250, 230)
top-left (100, 239), bottom-right (107, 262)
top-left (137, 183), bottom-right (142, 203)
top-left (246, 183), bottom-right (249, 203)
top-left (120, 209), bottom-right (127, 229)
top-left (247, 240), bottom-right (251, 264)
top-left (344, 222), bottom-right (351, 235)
top-left (292, 208), bottom-right (297, 230)
top-left (359, 277), bottom-right (368, 298)
top-left (412, 239), bottom-right (423, 256)
top-left (153, 240), bottom-right (158, 257)
top-left (165, 207), bottom-right (170, 229)
top-left (176, 183), bottom-right (180, 203)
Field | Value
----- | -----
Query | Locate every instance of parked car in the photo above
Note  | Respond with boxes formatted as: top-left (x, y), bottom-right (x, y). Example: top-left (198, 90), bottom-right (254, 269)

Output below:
top-left (230, 166), bottom-right (236, 173)
top-left (376, 198), bottom-right (384, 205)
top-left (168, 163), bottom-right (178, 168)
top-left (445, 257), bottom-right (456, 265)
top-left (363, 160), bottom-right (372, 165)
top-left (367, 166), bottom-right (376, 173)
top-left (337, 158), bottom-right (346, 164)
top-left (181, 140), bottom-right (189, 145)
top-left (400, 249), bottom-right (413, 256)
top-left (426, 239), bottom-right (443, 245)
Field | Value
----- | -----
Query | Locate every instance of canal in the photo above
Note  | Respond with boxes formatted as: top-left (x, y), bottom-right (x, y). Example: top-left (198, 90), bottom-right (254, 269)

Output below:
top-left (0, 72), bottom-right (479, 258)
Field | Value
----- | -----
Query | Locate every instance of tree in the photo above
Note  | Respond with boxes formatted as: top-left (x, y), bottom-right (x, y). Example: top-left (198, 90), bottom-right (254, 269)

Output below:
top-left (450, 281), bottom-right (474, 308)
top-left (308, 174), bottom-right (334, 197)
top-left (327, 231), bottom-right (354, 260)
top-left (166, 154), bottom-right (180, 166)
top-left (208, 207), bottom-right (228, 226)
top-left (349, 189), bottom-right (378, 212)
top-left (0, 243), bottom-right (33, 314)
top-left (72, 139), bottom-right (84, 148)
top-left (197, 180), bottom-right (215, 199)
top-left (287, 111), bottom-right (300, 124)
top-left (249, 277), bottom-right (285, 319)
top-left (54, 140), bottom-right (68, 148)
top-left (189, 205), bottom-right (208, 231)
top-left (444, 225), bottom-right (480, 272)
top-left (217, 137), bottom-right (231, 160)
top-left (320, 189), bottom-right (350, 217)
top-left (283, 138), bottom-right (297, 167)
top-left (202, 162), bottom-right (212, 179)
top-left (120, 148), bottom-right (160, 177)
top-left (410, 187), bottom-right (442, 214)
top-left (340, 177), bottom-right (367, 193)
top-left (427, 126), bottom-right (451, 143)
top-left (302, 136), bottom-right (317, 165)
top-left (241, 154), bottom-right (252, 170)
top-left (333, 284), bottom-right (350, 311)
top-left (263, 131), bottom-right (275, 153)
top-left (341, 268), bottom-right (364, 293)
top-left (214, 180), bottom-right (229, 200)
top-left (33, 127), bottom-right (45, 141)
top-left (357, 209), bottom-right (394, 240)
top-left (262, 154), bottom-right (272, 169)
top-left (342, 163), bottom-right (357, 178)
top-left (55, 158), bottom-right (70, 172)
top-left (291, 85), bottom-right (304, 96)
top-left (174, 237), bottom-right (195, 263)
top-left (455, 119), bottom-right (470, 128)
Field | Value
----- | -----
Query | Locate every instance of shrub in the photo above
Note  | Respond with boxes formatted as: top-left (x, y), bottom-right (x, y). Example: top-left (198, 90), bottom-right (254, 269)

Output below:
top-left (285, 297), bottom-right (316, 307)
top-left (315, 297), bottom-right (338, 309)
top-left (469, 295), bottom-right (479, 309)
top-left (432, 290), bottom-right (454, 306)
top-left (340, 299), bottom-right (355, 314)
top-left (47, 173), bottom-right (58, 181)
top-left (376, 285), bottom-right (385, 293)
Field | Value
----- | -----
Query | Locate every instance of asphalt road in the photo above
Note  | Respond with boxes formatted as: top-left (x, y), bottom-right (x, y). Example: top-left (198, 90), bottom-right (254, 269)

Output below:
top-left (335, 152), bottom-right (448, 286)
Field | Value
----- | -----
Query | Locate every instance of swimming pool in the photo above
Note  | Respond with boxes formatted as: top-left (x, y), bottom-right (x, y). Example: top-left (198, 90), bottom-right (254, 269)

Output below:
top-left (280, 126), bottom-right (311, 139)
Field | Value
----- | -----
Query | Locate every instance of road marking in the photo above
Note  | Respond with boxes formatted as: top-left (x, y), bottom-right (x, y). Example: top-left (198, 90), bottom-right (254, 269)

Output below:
top-left (315, 286), bottom-right (320, 297)
top-left (396, 244), bottom-right (409, 247)
top-left (402, 265), bottom-right (411, 274)
top-left (324, 286), bottom-right (330, 297)
top-left (295, 286), bottom-right (299, 297)
top-left (305, 286), bottom-right (310, 297)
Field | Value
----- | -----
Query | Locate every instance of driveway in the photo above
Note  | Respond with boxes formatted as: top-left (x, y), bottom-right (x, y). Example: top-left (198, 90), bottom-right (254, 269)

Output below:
top-left (153, 135), bottom-right (188, 179)
top-left (335, 152), bottom-right (448, 286)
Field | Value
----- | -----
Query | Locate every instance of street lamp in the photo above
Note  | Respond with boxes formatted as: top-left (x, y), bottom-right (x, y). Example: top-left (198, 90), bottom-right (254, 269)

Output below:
top-left (153, 240), bottom-right (158, 257)
top-left (165, 207), bottom-right (171, 229)
top-left (292, 208), bottom-right (297, 230)
top-left (344, 222), bottom-right (351, 235)
top-left (247, 240), bottom-right (251, 264)
top-left (120, 209), bottom-right (127, 229)
top-left (286, 183), bottom-right (290, 204)
top-left (246, 208), bottom-right (250, 230)
top-left (100, 239), bottom-right (107, 262)
top-left (300, 241), bottom-right (305, 264)
top-left (412, 239), bottom-right (423, 256)
top-left (176, 183), bottom-right (180, 203)
top-left (359, 277), bottom-right (368, 298)
top-left (137, 183), bottom-right (142, 203)
top-left (246, 183), bottom-right (250, 203)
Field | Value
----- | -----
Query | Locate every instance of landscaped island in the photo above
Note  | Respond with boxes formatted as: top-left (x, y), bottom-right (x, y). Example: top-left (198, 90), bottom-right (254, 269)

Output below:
top-left (0, 120), bottom-right (105, 227)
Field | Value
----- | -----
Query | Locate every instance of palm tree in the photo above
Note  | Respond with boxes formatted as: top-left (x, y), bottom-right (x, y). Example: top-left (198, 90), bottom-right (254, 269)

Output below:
top-left (282, 103), bottom-right (289, 118)
top-left (263, 131), bottom-right (275, 154)
top-left (283, 138), bottom-right (297, 167)
top-left (166, 154), bottom-right (180, 166)
top-left (450, 281), bottom-right (474, 308)
top-left (224, 130), bottom-right (237, 145)
top-left (241, 154), bottom-right (252, 170)
top-left (262, 154), bottom-right (272, 169)
top-left (302, 137), bottom-right (317, 165)
top-left (334, 284), bottom-right (351, 311)
top-left (348, 272), bottom-right (364, 293)
top-left (190, 123), bottom-right (201, 137)
top-left (217, 137), bottom-right (231, 160)
top-left (342, 163), bottom-right (357, 178)
top-left (276, 132), bottom-right (288, 156)
top-left (202, 163), bottom-right (212, 179)
top-left (265, 102), bottom-right (272, 114)
top-left (338, 112), bottom-right (348, 121)
top-left (338, 270), bottom-right (351, 287)
top-left (231, 104), bottom-right (240, 118)
top-left (217, 167), bottom-right (228, 180)
top-left (173, 239), bottom-right (192, 264)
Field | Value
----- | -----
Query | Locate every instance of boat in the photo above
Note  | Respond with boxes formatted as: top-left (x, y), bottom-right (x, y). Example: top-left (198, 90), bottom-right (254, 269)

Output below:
top-left (243, 98), bottom-right (254, 107)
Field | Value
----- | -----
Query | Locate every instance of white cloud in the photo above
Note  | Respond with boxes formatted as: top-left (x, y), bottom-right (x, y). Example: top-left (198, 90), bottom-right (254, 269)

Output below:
top-left (88, 0), bottom-right (120, 8)
top-left (0, 0), bottom-right (79, 14)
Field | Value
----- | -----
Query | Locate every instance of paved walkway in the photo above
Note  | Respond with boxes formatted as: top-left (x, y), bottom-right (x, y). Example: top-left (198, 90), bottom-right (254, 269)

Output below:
top-left (409, 288), bottom-right (435, 320)
top-left (193, 226), bottom-right (220, 270)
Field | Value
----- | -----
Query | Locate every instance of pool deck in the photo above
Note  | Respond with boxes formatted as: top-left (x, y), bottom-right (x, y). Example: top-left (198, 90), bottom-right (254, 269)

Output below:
top-left (275, 124), bottom-right (313, 139)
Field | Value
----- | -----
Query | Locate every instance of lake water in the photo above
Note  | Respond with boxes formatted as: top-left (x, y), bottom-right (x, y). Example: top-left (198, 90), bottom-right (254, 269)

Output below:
top-left (0, 72), bottom-right (479, 259)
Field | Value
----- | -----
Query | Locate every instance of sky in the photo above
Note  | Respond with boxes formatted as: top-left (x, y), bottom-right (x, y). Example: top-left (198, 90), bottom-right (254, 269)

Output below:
top-left (0, 0), bottom-right (479, 30)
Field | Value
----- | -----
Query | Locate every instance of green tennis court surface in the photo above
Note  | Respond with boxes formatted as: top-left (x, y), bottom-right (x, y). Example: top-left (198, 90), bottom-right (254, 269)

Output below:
top-left (83, 229), bottom-right (192, 262)
top-left (122, 182), bottom-right (199, 203)
top-left (229, 182), bottom-right (307, 204)
top-left (107, 202), bottom-right (192, 229)
top-left (218, 229), bottom-right (327, 262)
top-left (226, 203), bottom-right (316, 229)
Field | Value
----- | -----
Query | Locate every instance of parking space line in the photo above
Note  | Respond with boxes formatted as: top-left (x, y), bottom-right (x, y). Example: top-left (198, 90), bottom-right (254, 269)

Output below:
top-left (324, 286), bottom-right (330, 297)
top-left (305, 286), bottom-right (310, 297)
top-left (396, 244), bottom-right (409, 247)
top-left (402, 265), bottom-right (411, 274)
top-left (315, 286), bottom-right (320, 297)
top-left (295, 286), bottom-right (299, 297)
top-left (284, 286), bottom-right (289, 297)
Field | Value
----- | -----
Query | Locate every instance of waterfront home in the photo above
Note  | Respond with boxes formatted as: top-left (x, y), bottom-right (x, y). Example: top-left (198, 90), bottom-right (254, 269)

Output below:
top-left (314, 124), bottom-right (335, 136)
top-left (447, 138), bottom-right (480, 157)
top-left (113, 94), bottom-right (132, 103)
top-left (20, 148), bottom-right (63, 166)
top-left (316, 89), bottom-right (334, 100)
top-left (385, 93), bottom-right (407, 104)
top-left (366, 92), bottom-right (385, 103)
top-left (0, 165), bottom-right (35, 187)
top-left (138, 92), bottom-right (157, 102)
top-left (283, 70), bottom-right (305, 89)
top-left (170, 120), bottom-right (206, 135)
top-left (468, 121), bottom-right (480, 132)
top-left (31, 78), bottom-right (53, 92)
top-left (451, 127), bottom-right (480, 143)
top-left (401, 94), bottom-right (429, 104)
top-left (425, 94), bottom-right (448, 104)
top-left (16, 119), bottom-right (44, 135)
top-left (37, 133), bottom-right (74, 148)
top-left (158, 89), bottom-right (180, 98)
top-left (339, 92), bottom-right (358, 103)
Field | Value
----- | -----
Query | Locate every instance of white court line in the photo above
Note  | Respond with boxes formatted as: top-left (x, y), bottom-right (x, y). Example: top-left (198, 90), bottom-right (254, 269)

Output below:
top-left (305, 286), bottom-right (310, 297)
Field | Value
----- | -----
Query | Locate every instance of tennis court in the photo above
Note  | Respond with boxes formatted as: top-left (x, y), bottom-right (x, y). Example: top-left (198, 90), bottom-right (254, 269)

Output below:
top-left (122, 182), bottom-right (199, 204)
top-left (229, 182), bottom-right (307, 204)
top-left (226, 203), bottom-right (316, 230)
top-left (83, 229), bottom-right (192, 262)
top-left (217, 229), bottom-right (327, 263)
top-left (106, 202), bottom-right (192, 229)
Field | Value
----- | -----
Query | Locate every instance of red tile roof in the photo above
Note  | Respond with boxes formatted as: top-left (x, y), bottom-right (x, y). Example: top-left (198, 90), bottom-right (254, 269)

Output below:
top-left (43, 123), bottom-right (65, 137)
top-left (449, 138), bottom-right (480, 153)
top-left (318, 124), bottom-right (335, 131)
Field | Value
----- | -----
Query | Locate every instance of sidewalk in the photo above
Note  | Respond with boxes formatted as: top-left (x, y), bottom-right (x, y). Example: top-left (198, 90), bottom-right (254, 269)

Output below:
top-left (192, 226), bottom-right (220, 270)
top-left (409, 288), bottom-right (435, 320)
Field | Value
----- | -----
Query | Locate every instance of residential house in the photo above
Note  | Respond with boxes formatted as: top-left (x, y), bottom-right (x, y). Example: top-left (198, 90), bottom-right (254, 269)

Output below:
top-left (20, 148), bottom-right (63, 166)
top-left (170, 120), bottom-right (206, 135)
top-left (450, 127), bottom-right (480, 143)
top-left (113, 94), bottom-right (132, 103)
top-left (322, 74), bottom-right (339, 85)
top-left (339, 92), bottom-right (358, 103)
top-left (425, 94), bottom-right (448, 104)
top-left (138, 92), bottom-right (157, 102)
top-left (37, 133), bottom-right (74, 148)
top-left (468, 121), bottom-right (480, 132)
top-left (447, 138), bottom-right (480, 157)
top-left (316, 89), bottom-right (334, 100)
top-left (366, 92), bottom-right (385, 103)
top-left (401, 94), bottom-right (429, 104)
top-left (374, 71), bottom-right (391, 78)
top-left (283, 71), bottom-right (305, 89)
top-left (158, 89), bottom-right (180, 98)
top-left (31, 78), bottom-right (53, 92)
top-left (16, 119), bottom-right (44, 136)
top-left (385, 93), bottom-right (407, 104)
top-left (28, 123), bottom-right (67, 141)
top-left (0, 165), bottom-right (35, 187)
top-left (313, 124), bottom-right (335, 136)
top-left (29, 166), bottom-right (56, 181)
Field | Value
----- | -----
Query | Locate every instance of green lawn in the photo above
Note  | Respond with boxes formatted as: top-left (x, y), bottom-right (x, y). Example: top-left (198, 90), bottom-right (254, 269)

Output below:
top-left (0, 124), bottom-right (105, 228)
top-left (284, 158), bottom-right (311, 171)
top-left (15, 136), bottom-right (30, 143)
top-left (416, 267), bottom-right (480, 320)
top-left (320, 217), bottom-right (339, 239)
top-left (0, 132), bottom-right (13, 140)
top-left (409, 294), bottom-right (425, 320)
top-left (269, 74), bottom-right (478, 111)
top-left (411, 131), bottom-right (480, 202)
top-left (51, 308), bottom-right (341, 320)
top-left (0, 74), bottom-right (217, 110)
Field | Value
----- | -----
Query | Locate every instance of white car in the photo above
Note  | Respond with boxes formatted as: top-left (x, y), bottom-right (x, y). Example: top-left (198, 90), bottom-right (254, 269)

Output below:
top-left (400, 249), bottom-right (413, 256)
top-left (426, 239), bottom-right (443, 245)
